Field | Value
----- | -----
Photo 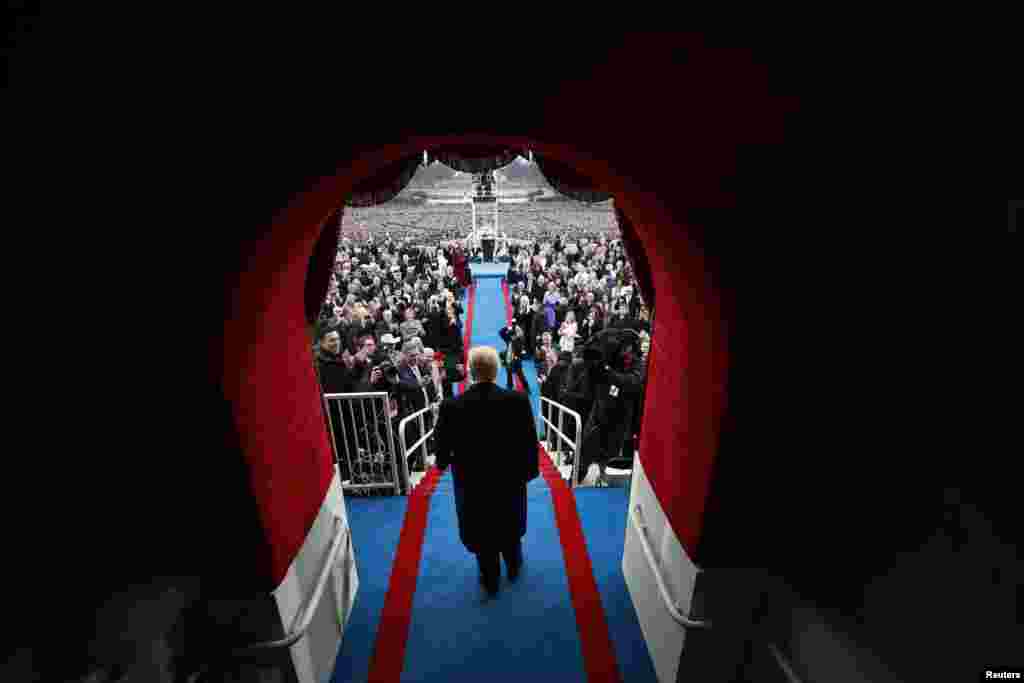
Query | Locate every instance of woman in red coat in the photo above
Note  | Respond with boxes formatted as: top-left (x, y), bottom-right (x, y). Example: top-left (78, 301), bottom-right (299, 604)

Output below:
top-left (453, 245), bottom-right (470, 288)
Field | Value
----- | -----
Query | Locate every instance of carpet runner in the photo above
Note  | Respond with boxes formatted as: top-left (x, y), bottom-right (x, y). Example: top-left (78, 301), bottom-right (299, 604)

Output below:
top-left (331, 272), bottom-right (653, 683)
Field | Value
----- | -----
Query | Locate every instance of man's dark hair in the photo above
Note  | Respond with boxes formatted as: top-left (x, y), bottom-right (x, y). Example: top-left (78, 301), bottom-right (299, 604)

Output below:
top-left (318, 324), bottom-right (337, 342)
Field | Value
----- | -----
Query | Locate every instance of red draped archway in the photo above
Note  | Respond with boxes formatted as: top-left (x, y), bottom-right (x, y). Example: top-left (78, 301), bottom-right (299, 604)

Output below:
top-left (225, 136), bottom-right (730, 585)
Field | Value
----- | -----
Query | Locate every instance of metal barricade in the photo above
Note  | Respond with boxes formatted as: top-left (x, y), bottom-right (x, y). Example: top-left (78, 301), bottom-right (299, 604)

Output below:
top-left (398, 402), bottom-right (440, 491)
top-left (323, 392), bottom-right (401, 496)
top-left (539, 396), bottom-right (583, 488)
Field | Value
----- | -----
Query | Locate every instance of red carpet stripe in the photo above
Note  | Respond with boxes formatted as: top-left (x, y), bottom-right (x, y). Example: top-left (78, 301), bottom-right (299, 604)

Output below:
top-left (369, 279), bottom-right (619, 682)
top-left (371, 280), bottom-right (475, 681)
top-left (539, 445), bottom-right (623, 683)
top-left (366, 466), bottom-right (442, 683)
top-left (509, 276), bottom-right (621, 679)
top-left (458, 281), bottom-right (476, 394)
top-left (500, 278), bottom-right (526, 392)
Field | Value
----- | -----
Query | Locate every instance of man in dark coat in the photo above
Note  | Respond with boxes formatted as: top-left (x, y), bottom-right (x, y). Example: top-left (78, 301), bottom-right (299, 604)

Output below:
top-left (396, 340), bottom-right (435, 476)
top-left (574, 333), bottom-right (645, 487)
top-left (540, 351), bottom-right (574, 444)
top-left (316, 330), bottom-right (356, 481)
top-left (434, 346), bottom-right (539, 597)
top-left (530, 301), bottom-right (548, 352)
top-left (499, 322), bottom-right (530, 394)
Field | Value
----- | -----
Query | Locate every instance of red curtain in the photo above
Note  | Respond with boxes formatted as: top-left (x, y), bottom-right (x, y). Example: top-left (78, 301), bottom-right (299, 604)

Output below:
top-left (429, 146), bottom-right (528, 173)
top-left (534, 153), bottom-right (613, 204)
top-left (346, 154), bottom-right (424, 207)
top-left (305, 206), bottom-right (342, 324)
top-left (615, 205), bottom-right (656, 310)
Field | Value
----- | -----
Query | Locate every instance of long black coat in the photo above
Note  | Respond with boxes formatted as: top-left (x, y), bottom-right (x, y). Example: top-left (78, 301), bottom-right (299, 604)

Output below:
top-left (580, 364), bottom-right (644, 469)
top-left (434, 382), bottom-right (539, 553)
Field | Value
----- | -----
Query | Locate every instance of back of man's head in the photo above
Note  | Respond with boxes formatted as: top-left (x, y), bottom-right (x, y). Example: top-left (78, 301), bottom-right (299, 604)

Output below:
top-left (467, 346), bottom-right (499, 384)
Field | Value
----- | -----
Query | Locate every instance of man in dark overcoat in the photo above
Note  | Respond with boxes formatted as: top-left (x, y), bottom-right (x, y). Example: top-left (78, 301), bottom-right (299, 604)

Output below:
top-left (433, 346), bottom-right (539, 597)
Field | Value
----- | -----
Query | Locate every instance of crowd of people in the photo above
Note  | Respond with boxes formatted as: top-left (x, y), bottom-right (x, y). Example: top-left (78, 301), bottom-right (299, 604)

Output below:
top-left (343, 198), bottom-right (618, 244)
top-left (315, 202), bottom-right (652, 491)
top-left (313, 234), bottom-right (473, 493)
top-left (496, 200), bottom-right (617, 239)
top-left (496, 230), bottom-right (651, 486)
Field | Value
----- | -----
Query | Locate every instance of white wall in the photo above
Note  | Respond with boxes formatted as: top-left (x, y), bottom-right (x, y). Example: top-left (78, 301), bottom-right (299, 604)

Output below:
top-left (622, 454), bottom-right (701, 683)
top-left (273, 466), bottom-right (359, 683)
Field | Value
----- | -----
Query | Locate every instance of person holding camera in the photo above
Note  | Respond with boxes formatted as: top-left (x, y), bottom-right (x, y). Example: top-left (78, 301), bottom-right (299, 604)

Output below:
top-left (321, 334), bottom-right (393, 485)
top-left (349, 334), bottom-right (391, 393)
top-left (574, 331), bottom-right (645, 487)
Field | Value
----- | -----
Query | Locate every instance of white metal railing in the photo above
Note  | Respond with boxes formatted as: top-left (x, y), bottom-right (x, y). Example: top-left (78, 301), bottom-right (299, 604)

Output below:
top-left (188, 516), bottom-right (351, 680)
top-left (323, 392), bottom-right (400, 496)
top-left (397, 402), bottom-right (440, 490)
top-left (631, 503), bottom-right (711, 629)
top-left (539, 396), bottom-right (583, 488)
top-left (768, 642), bottom-right (805, 683)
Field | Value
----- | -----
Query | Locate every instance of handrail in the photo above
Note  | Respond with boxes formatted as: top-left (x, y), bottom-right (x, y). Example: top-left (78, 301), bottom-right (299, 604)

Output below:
top-left (539, 396), bottom-right (583, 488)
top-left (323, 391), bottom-right (400, 495)
top-left (188, 517), bottom-right (352, 680)
top-left (630, 503), bottom-right (711, 629)
top-left (768, 642), bottom-right (805, 683)
top-left (323, 391), bottom-right (389, 400)
top-left (398, 402), bottom-right (439, 486)
top-left (228, 516), bottom-right (349, 656)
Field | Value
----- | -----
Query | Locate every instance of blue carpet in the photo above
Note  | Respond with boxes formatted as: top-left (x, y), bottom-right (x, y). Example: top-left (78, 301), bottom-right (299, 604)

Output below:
top-left (331, 274), bottom-right (646, 683)
top-left (573, 487), bottom-right (658, 683)
top-left (470, 278), bottom-right (508, 378)
top-left (401, 473), bottom-right (588, 683)
top-left (399, 274), bottom-right (586, 682)
top-left (331, 495), bottom-right (409, 683)
top-left (455, 276), bottom-right (542, 434)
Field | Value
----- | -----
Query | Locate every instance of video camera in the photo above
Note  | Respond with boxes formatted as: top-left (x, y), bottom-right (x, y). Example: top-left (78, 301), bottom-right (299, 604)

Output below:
top-left (581, 328), bottom-right (642, 370)
top-left (372, 360), bottom-right (401, 390)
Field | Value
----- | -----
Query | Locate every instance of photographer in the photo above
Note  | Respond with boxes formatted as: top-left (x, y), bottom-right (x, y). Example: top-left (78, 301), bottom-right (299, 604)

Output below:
top-left (349, 334), bottom-right (392, 393)
top-left (574, 330), bottom-right (645, 487)
top-left (321, 334), bottom-right (394, 486)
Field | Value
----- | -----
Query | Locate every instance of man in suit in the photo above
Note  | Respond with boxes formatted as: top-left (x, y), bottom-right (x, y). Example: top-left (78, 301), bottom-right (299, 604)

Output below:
top-left (540, 351), bottom-right (574, 445)
top-left (396, 341), bottom-right (434, 476)
top-left (499, 322), bottom-right (530, 394)
top-left (433, 346), bottom-right (540, 598)
top-left (618, 285), bottom-right (642, 321)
